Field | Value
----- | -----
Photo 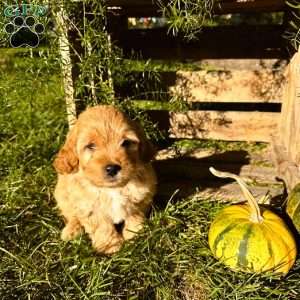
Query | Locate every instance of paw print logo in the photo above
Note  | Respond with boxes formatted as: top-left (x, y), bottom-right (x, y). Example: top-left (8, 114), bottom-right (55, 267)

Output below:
top-left (4, 16), bottom-right (45, 48)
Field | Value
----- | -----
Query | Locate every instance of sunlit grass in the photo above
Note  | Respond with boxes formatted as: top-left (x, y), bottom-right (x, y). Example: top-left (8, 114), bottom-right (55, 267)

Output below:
top-left (0, 49), bottom-right (299, 300)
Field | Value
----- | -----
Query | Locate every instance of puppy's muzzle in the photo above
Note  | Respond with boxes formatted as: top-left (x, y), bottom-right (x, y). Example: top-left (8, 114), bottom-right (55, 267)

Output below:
top-left (105, 164), bottom-right (121, 177)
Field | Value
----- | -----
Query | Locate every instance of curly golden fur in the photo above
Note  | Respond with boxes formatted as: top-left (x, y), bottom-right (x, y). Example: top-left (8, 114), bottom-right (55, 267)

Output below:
top-left (53, 105), bottom-right (157, 254)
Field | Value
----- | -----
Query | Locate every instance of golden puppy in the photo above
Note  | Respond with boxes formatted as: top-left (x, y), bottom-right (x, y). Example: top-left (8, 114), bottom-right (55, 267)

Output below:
top-left (53, 105), bottom-right (157, 254)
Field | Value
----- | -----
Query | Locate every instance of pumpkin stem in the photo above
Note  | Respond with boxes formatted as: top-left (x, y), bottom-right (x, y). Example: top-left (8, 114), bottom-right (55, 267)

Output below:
top-left (209, 167), bottom-right (264, 223)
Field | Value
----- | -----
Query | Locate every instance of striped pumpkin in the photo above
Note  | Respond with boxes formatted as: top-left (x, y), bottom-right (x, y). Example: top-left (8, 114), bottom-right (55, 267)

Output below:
top-left (286, 183), bottom-right (300, 233)
top-left (208, 167), bottom-right (297, 275)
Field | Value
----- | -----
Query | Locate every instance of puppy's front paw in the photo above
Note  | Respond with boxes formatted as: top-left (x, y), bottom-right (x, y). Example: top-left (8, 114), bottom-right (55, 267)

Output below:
top-left (93, 234), bottom-right (124, 255)
top-left (123, 215), bottom-right (144, 240)
top-left (101, 242), bottom-right (122, 255)
top-left (61, 223), bottom-right (82, 241)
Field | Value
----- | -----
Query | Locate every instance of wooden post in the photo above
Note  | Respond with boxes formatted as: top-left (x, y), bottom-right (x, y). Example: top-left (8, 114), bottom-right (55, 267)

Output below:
top-left (285, 47), bottom-right (300, 164)
top-left (272, 47), bottom-right (300, 191)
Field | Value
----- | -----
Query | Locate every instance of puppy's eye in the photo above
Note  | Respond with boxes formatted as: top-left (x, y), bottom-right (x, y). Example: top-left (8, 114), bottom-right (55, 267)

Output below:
top-left (85, 143), bottom-right (96, 150)
top-left (121, 139), bottom-right (134, 148)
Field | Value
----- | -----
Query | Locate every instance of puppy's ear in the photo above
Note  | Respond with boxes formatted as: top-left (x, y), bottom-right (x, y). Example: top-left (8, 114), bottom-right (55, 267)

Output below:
top-left (53, 125), bottom-right (79, 174)
top-left (140, 137), bottom-right (156, 162)
top-left (132, 121), bottom-right (156, 163)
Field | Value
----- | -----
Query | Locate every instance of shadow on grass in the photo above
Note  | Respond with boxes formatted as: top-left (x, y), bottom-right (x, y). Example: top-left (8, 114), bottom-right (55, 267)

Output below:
top-left (153, 150), bottom-right (250, 208)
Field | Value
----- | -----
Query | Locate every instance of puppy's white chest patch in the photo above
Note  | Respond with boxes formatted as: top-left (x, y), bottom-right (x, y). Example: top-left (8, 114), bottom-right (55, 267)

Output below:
top-left (107, 189), bottom-right (127, 224)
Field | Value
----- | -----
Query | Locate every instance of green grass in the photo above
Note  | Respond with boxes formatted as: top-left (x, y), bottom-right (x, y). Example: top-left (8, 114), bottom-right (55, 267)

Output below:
top-left (130, 100), bottom-right (187, 112)
top-left (1, 49), bottom-right (300, 300)
top-left (121, 59), bottom-right (203, 73)
top-left (171, 139), bottom-right (268, 154)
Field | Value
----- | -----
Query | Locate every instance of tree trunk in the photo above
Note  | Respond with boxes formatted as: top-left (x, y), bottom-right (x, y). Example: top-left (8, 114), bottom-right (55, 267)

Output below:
top-left (53, 1), bottom-right (77, 128)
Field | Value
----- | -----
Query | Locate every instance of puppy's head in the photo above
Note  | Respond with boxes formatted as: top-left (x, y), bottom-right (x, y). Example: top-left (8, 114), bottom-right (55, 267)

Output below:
top-left (53, 105), bottom-right (156, 187)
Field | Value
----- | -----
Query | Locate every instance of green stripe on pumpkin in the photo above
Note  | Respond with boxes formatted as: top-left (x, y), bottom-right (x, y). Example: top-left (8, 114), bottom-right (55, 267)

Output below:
top-left (267, 239), bottom-right (274, 263)
top-left (213, 223), bottom-right (238, 254)
top-left (237, 224), bottom-right (253, 268)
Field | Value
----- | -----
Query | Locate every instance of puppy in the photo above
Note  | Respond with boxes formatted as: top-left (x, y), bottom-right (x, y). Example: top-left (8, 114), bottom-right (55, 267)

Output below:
top-left (53, 105), bottom-right (157, 254)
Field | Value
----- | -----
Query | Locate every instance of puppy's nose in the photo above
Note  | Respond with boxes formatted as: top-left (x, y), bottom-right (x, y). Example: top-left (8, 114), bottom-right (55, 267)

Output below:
top-left (105, 164), bottom-right (121, 177)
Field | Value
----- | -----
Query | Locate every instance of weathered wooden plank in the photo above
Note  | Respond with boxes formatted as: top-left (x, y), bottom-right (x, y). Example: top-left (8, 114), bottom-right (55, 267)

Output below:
top-left (271, 49), bottom-right (300, 191)
top-left (171, 67), bottom-right (286, 104)
top-left (168, 110), bottom-right (279, 142)
top-left (271, 136), bottom-right (300, 192)
top-left (107, 0), bottom-right (286, 16)
top-left (118, 60), bottom-right (286, 103)
top-left (154, 159), bottom-right (279, 183)
top-left (118, 26), bottom-right (287, 59)
top-left (156, 180), bottom-right (283, 202)
top-left (282, 49), bottom-right (300, 164)
top-left (279, 62), bottom-right (293, 159)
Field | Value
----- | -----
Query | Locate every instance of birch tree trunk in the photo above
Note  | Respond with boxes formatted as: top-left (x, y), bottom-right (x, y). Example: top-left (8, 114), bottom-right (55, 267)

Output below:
top-left (53, 1), bottom-right (77, 128)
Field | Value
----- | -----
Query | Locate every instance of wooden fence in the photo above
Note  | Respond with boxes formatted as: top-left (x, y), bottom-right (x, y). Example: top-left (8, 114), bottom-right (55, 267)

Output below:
top-left (106, 0), bottom-right (300, 192)
top-left (107, 0), bottom-right (292, 143)
top-left (272, 47), bottom-right (300, 191)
